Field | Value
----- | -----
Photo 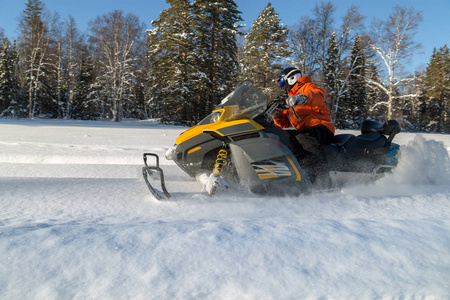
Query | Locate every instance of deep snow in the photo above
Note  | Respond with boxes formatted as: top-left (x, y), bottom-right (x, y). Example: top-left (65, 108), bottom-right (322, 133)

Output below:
top-left (0, 118), bottom-right (449, 299)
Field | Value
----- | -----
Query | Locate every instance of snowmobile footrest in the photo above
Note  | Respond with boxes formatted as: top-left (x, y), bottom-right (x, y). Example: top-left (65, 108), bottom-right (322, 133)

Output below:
top-left (142, 153), bottom-right (171, 200)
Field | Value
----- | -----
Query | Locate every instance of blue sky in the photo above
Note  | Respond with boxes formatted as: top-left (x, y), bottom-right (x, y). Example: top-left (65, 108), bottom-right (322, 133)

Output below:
top-left (0, 0), bottom-right (449, 71)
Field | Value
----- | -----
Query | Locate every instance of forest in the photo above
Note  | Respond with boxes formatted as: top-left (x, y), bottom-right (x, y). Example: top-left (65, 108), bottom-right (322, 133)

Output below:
top-left (0, 0), bottom-right (449, 133)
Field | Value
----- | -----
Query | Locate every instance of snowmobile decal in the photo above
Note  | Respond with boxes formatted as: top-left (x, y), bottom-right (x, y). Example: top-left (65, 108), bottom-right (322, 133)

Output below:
top-left (188, 146), bottom-right (201, 154)
top-left (216, 123), bottom-right (259, 136)
top-left (286, 156), bottom-right (302, 181)
top-left (251, 157), bottom-right (294, 180)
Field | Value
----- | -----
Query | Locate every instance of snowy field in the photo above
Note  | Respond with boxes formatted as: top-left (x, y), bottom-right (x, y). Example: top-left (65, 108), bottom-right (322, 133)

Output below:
top-left (1, 118), bottom-right (449, 299)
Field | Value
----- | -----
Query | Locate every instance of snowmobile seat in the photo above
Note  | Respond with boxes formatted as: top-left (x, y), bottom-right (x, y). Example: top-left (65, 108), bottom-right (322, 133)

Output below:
top-left (361, 119), bottom-right (401, 146)
top-left (382, 120), bottom-right (401, 144)
top-left (361, 119), bottom-right (401, 138)
top-left (341, 133), bottom-right (387, 154)
top-left (330, 134), bottom-right (353, 147)
top-left (361, 120), bottom-right (383, 134)
top-left (324, 132), bottom-right (386, 172)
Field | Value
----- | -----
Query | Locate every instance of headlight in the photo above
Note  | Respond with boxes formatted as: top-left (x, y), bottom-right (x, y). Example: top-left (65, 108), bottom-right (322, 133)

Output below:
top-left (197, 111), bottom-right (223, 125)
top-left (165, 145), bottom-right (177, 160)
top-left (210, 112), bottom-right (221, 123)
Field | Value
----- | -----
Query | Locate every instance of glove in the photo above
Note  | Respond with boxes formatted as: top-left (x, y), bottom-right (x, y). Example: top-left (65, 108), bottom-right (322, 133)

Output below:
top-left (271, 108), bottom-right (282, 118)
top-left (286, 94), bottom-right (308, 107)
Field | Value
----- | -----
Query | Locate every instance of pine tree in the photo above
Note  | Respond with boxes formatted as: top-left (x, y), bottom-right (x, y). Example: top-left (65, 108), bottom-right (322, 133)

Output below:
top-left (17, 0), bottom-right (53, 118)
top-left (345, 34), bottom-right (368, 128)
top-left (193, 0), bottom-right (242, 115)
top-left (364, 61), bottom-right (385, 122)
top-left (62, 16), bottom-right (83, 119)
top-left (0, 38), bottom-right (20, 118)
top-left (72, 53), bottom-right (99, 120)
top-left (324, 32), bottom-right (342, 126)
top-left (403, 70), bottom-right (426, 131)
top-left (50, 14), bottom-right (68, 119)
top-left (147, 0), bottom-right (197, 124)
top-left (242, 2), bottom-right (291, 99)
top-left (424, 45), bottom-right (450, 133)
top-left (125, 42), bottom-right (149, 120)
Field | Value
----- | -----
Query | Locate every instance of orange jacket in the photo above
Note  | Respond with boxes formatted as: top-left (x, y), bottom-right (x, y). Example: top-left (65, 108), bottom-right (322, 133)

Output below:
top-left (273, 76), bottom-right (335, 134)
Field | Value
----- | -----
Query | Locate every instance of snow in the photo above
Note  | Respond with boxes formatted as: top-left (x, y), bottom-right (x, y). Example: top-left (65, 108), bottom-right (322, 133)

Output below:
top-left (1, 118), bottom-right (449, 299)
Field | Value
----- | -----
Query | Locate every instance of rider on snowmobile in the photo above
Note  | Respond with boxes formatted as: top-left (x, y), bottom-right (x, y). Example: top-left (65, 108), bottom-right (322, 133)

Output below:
top-left (272, 67), bottom-right (335, 180)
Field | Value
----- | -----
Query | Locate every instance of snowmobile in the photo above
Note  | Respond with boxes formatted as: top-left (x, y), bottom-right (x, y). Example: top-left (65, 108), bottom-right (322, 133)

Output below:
top-left (142, 80), bottom-right (401, 199)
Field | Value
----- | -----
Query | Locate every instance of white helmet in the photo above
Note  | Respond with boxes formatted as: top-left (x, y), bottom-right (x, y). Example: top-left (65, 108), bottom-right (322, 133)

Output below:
top-left (278, 67), bottom-right (302, 91)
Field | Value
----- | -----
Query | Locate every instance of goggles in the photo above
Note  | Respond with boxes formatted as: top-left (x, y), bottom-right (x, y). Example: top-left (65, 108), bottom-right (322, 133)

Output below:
top-left (278, 69), bottom-right (300, 87)
top-left (278, 77), bottom-right (287, 87)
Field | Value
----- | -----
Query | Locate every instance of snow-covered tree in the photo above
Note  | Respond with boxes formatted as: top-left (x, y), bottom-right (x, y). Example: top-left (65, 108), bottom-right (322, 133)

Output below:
top-left (62, 16), bottom-right (84, 119)
top-left (47, 13), bottom-right (68, 119)
top-left (368, 5), bottom-right (423, 120)
top-left (289, 2), bottom-right (336, 85)
top-left (147, 0), bottom-right (197, 124)
top-left (17, 0), bottom-right (53, 118)
top-left (363, 59), bottom-right (385, 122)
top-left (0, 38), bottom-right (20, 118)
top-left (401, 70), bottom-right (426, 131)
top-left (423, 45), bottom-right (450, 133)
top-left (89, 10), bottom-right (145, 122)
top-left (325, 33), bottom-right (369, 129)
top-left (71, 46), bottom-right (101, 120)
top-left (289, 18), bottom-right (317, 79)
top-left (242, 2), bottom-right (290, 99)
top-left (192, 0), bottom-right (242, 114)
top-left (345, 34), bottom-right (369, 128)
top-left (324, 32), bottom-right (341, 124)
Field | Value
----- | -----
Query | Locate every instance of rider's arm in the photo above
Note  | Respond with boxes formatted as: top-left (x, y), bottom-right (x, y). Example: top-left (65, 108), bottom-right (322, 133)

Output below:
top-left (272, 109), bottom-right (291, 128)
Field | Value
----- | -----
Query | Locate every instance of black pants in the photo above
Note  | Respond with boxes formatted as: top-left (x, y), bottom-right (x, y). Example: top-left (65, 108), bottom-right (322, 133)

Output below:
top-left (291, 125), bottom-right (334, 176)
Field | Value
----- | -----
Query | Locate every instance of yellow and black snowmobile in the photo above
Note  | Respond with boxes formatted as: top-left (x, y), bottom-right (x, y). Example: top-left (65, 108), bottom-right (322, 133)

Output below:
top-left (143, 81), bottom-right (401, 199)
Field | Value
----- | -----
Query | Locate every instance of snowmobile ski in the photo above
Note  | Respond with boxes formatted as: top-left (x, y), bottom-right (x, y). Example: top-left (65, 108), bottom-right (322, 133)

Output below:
top-left (142, 153), bottom-right (171, 200)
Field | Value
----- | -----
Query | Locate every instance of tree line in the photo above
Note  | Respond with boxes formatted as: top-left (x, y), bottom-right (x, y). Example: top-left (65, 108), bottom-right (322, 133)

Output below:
top-left (0, 0), bottom-right (449, 133)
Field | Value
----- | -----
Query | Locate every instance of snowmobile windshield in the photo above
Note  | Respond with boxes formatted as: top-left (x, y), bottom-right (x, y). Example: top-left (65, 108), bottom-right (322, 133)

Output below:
top-left (219, 81), bottom-right (267, 121)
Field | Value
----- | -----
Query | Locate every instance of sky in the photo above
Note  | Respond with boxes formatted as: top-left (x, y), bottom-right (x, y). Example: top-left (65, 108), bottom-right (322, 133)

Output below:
top-left (0, 0), bottom-right (449, 71)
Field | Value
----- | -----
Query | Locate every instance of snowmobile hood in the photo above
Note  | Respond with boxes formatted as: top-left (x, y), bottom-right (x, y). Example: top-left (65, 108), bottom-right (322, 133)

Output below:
top-left (175, 106), bottom-right (265, 145)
